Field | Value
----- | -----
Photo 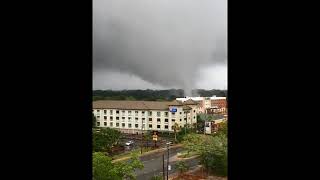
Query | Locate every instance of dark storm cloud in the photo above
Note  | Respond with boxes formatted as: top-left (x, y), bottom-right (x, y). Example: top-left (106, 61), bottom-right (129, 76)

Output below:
top-left (93, 0), bottom-right (227, 95)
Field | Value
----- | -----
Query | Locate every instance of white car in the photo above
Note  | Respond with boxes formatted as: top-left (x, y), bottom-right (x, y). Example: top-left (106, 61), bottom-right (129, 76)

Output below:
top-left (166, 141), bottom-right (173, 146)
top-left (125, 140), bottom-right (134, 146)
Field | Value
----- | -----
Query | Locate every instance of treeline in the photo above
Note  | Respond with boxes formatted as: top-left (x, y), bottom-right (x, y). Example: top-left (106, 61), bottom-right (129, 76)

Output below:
top-left (93, 89), bottom-right (227, 101)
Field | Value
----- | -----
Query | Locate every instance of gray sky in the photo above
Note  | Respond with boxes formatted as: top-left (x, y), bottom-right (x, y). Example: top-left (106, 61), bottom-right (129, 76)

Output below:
top-left (93, 0), bottom-right (227, 94)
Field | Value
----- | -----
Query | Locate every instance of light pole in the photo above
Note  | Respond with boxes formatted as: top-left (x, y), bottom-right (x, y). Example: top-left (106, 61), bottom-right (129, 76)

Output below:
top-left (163, 153), bottom-right (165, 180)
top-left (141, 117), bottom-right (145, 154)
top-left (166, 142), bottom-right (170, 180)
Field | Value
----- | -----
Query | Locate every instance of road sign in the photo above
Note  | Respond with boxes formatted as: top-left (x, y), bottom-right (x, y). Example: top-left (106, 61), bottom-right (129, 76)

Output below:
top-left (152, 134), bottom-right (158, 141)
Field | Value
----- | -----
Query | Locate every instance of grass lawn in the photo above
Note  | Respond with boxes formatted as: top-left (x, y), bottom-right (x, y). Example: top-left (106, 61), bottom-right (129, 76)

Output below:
top-left (177, 150), bottom-right (199, 158)
top-left (112, 147), bottom-right (153, 160)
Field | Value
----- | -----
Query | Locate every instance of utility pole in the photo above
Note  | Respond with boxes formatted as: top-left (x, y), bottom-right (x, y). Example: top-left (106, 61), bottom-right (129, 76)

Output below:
top-left (163, 153), bottom-right (165, 180)
top-left (141, 119), bottom-right (144, 154)
top-left (184, 111), bottom-right (187, 135)
top-left (166, 143), bottom-right (169, 180)
top-left (141, 132), bottom-right (143, 154)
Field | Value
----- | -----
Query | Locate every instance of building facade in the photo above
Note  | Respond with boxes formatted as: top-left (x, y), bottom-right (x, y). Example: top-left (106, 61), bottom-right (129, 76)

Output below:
top-left (93, 100), bottom-right (198, 134)
top-left (176, 96), bottom-right (227, 114)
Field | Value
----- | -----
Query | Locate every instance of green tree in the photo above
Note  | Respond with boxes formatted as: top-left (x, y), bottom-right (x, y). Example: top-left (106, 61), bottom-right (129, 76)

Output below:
top-left (180, 128), bottom-right (228, 176)
top-left (93, 152), bottom-right (118, 180)
top-left (113, 153), bottom-right (144, 179)
top-left (93, 113), bottom-right (97, 128)
top-left (200, 134), bottom-right (227, 176)
top-left (215, 121), bottom-right (227, 136)
top-left (182, 133), bottom-right (204, 155)
top-left (150, 175), bottom-right (162, 180)
top-left (93, 128), bottom-right (121, 152)
top-left (93, 152), bottom-right (144, 180)
top-left (176, 161), bottom-right (189, 175)
top-left (125, 96), bottom-right (136, 101)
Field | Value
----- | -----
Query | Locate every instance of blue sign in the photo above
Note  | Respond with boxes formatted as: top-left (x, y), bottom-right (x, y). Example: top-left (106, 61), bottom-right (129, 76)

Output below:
top-left (169, 107), bottom-right (177, 112)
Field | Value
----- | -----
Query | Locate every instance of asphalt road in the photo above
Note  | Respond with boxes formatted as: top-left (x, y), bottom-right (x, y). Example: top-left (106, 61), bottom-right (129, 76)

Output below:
top-left (135, 147), bottom-right (200, 180)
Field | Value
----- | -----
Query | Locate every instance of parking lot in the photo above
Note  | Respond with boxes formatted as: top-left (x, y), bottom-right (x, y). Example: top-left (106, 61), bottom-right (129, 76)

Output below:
top-left (110, 134), bottom-right (174, 156)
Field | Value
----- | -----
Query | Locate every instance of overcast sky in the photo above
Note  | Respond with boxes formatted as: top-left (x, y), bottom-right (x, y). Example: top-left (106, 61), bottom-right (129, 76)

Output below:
top-left (93, 0), bottom-right (227, 94)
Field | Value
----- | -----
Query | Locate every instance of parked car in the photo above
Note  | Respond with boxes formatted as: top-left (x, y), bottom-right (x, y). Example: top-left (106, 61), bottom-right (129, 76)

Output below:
top-left (166, 141), bottom-right (173, 146)
top-left (125, 140), bottom-right (134, 146)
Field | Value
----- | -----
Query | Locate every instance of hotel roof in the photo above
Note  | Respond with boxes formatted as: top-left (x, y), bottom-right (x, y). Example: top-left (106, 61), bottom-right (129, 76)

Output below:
top-left (93, 100), bottom-right (188, 110)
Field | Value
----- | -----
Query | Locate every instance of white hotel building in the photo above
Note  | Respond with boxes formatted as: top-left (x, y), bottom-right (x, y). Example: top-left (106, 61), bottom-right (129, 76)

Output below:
top-left (93, 100), bottom-right (199, 134)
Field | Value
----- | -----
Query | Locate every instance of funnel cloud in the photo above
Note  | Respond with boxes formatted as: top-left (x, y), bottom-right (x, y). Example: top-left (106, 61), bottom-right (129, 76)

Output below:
top-left (93, 0), bottom-right (227, 95)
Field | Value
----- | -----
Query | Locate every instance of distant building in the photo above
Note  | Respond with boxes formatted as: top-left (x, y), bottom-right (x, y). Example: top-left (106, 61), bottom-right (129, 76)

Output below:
top-left (204, 114), bottom-right (227, 134)
top-left (92, 100), bottom-right (198, 134)
top-left (176, 95), bottom-right (227, 114)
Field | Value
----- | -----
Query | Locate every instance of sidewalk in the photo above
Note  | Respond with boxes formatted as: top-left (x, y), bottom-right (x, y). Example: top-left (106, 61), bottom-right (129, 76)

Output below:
top-left (112, 144), bottom-right (184, 163)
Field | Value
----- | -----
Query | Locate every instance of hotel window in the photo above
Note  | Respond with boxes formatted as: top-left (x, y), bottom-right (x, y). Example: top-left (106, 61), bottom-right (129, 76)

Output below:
top-left (122, 123), bottom-right (125, 127)
top-left (128, 117), bottom-right (131, 121)
top-left (116, 110), bottom-right (119, 114)
top-left (194, 116), bottom-right (196, 119)
top-left (148, 111), bottom-right (152, 116)
top-left (97, 122), bottom-right (100, 126)
top-left (110, 110), bottom-right (113, 115)
top-left (165, 119), bottom-right (168, 123)
top-left (128, 111), bottom-right (132, 116)
top-left (172, 119), bottom-right (175, 122)
top-left (157, 112), bottom-right (161, 117)
top-left (194, 110), bottom-right (196, 113)
top-left (172, 112), bottom-right (175, 115)
top-left (135, 117), bottom-right (138, 121)
top-left (104, 110), bottom-right (107, 114)
top-left (142, 124), bottom-right (145, 129)
top-left (122, 110), bottom-right (125, 114)
top-left (122, 117), bottom-right (125, 120)
top-left (165, 112), bottom-right (168, 116)
top-left (149, 118), bottom-right (152, 122)
top-left (142, 111), bottom-right (145, 116)
top-left (104, 116), bottom-right (107, 120)
top-left (116, 117), bottom-right (119, 120)
top-left (149, 124), bottom-right (152, 128)
top-left (180, 119), bottom-right (182, 122)
top-left (184, 118), bottom-right (187, 121)
top-left (135, 124), bottom-right (138, 128)
top-left (142, 118), bottom-right (145, 122)
top-left (97, 116), bottom-right (100, 119)
top-left (180, 112), bottom-right (182, 114)
top-left (165, 125), bottom-right (168, 129)
top-left (128, 124), bottom-right (132, 128)
top-left (97, 110), bottom-right (100, 113)
top-left (104, 122), bottom-right (107, 126)
top-left (116, 123), bottom-right (119, 127)
top-left (157, 118), bottom-right (161, 122)
top-left (110, 122), bottom-right (113, 127)
top-left (135, 111), bottom-right (138, 115)
top-left (157, 125), bottom-right (160, 129)
top-left (110, 116), bottom-right (113, 121)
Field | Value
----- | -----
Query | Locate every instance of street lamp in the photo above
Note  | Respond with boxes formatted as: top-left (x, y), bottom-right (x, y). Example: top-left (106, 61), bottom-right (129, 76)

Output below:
top-left (141, 125), bottom-right (145, 154)
top-left (166, 142), bottom-right (170, 180)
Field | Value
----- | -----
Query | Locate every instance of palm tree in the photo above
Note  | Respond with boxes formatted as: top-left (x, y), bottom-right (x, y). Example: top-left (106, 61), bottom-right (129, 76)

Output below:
top-left (173, 122), bottom-right (180, 143)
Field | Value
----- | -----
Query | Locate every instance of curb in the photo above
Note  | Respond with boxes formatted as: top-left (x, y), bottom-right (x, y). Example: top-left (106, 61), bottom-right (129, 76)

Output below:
top-left (112, 144), bottom-right (184, 163)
